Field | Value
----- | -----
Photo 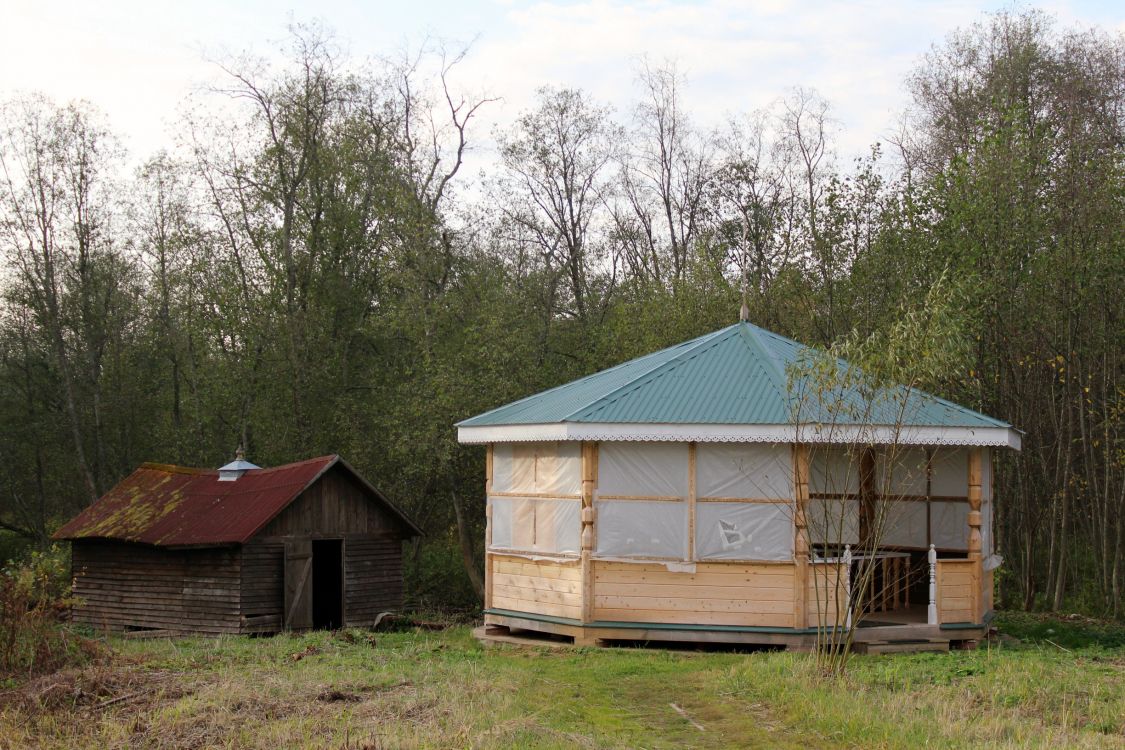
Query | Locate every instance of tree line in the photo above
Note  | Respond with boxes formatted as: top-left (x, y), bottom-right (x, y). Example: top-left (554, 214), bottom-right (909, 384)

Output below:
top-left (0, 11), bottom-right (1121, 615)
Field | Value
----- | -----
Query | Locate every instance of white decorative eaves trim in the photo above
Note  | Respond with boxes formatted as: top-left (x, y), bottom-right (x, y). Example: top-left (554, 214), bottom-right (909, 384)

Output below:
top-left (457, 422), bottom-right (1022, 450)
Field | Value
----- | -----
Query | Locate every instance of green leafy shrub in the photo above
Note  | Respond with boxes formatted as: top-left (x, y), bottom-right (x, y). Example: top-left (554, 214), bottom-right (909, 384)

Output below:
top-left (0, 546), bottom-right (102, 677)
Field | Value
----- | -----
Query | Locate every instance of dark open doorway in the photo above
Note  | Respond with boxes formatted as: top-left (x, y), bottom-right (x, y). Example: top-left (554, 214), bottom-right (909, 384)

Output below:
top-left (311, 539), bottom-right (343, 629)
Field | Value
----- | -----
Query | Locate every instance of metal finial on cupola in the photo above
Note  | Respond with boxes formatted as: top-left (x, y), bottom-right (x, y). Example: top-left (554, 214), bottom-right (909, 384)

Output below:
top-left (738, 216), bottom-right (751, 323)
top-left (218, 445), bottom-right (260, 482)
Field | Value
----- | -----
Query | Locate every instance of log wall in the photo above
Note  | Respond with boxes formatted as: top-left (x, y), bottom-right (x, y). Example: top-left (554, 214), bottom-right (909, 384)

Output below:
top-left (239, 540), bottom-right (284, 633)
top-left (344, 538), bottom-right (403, 626)
top-left (71, 541), bottom-right (241, 634)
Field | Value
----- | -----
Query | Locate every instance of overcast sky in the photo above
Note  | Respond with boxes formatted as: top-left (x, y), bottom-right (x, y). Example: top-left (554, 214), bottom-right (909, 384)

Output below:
top-left (3, 0), bottom-right (1123, 174)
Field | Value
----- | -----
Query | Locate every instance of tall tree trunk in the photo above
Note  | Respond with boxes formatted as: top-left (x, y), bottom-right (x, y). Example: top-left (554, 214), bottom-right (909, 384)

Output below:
top-left (451, 489), bottom-right (484, 601)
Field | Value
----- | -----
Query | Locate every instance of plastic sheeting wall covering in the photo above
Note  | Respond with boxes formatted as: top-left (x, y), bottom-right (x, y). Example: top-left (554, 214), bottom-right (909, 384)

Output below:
top-left (930, 500), bottom-right (970, 549)
top-left (492, 442), bottom-right (582, 495)
top-left (598, 442), bottom-right (689, 497)
top-left (930, 447), bottom-right (969, 497)
top-left (878, 447), bottom-right (929, 496)
top-left (810, 447), bottom-right (860, 495)
top-left (879, 500), bottom-right (928, 547)
top-left (807, 497), bottom-right (860, 545)
top-left (488, 496), bottom-right (581, 554)
top-left (696, 444), bottom-right (792, 499)
top-left (595, 500), bottom-right (688, 559)
top-left (695, 502), bottom-right (793, 560)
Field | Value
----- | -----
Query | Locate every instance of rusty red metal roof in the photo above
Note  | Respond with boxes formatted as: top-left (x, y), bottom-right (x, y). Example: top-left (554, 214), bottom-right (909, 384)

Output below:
top-left (53, 455), bottom-right (421, 546)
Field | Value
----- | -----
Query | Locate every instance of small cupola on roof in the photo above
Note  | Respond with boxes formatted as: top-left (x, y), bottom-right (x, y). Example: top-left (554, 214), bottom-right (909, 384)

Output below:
top-left (218, 447), bottom-right (260, 481)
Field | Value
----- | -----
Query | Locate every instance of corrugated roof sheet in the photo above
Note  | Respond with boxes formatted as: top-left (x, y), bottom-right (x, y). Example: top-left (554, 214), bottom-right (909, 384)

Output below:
top-left (458, 322), bottom-right (1011, 429)
top-left (53, 455), bottom-right (421, 546)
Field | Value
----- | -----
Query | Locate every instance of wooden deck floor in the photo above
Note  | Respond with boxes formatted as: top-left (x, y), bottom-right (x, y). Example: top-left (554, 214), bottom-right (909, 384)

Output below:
top-left (481, 608), bottom-right (987, 653)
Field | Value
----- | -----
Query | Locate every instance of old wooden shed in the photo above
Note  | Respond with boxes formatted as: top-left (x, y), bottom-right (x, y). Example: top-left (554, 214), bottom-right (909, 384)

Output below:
top-left (53, 454), bottom-right (422, 635)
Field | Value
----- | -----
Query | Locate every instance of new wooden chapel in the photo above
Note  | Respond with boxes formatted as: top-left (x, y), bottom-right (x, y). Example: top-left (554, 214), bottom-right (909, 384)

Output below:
top-left (457, 321), bottom-right (1019, 649)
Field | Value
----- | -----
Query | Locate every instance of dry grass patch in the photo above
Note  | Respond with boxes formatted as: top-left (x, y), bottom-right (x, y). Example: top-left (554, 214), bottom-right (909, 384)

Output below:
top-left (0, 616), bottom-right (1121, 749)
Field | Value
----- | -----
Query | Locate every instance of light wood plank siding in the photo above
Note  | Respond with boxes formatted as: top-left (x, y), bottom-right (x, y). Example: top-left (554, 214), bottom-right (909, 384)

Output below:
top-left (490, 554), bottom-right (583, 620)
top-left (592, 561), bottom-right (795, 628)
top-left (936, 559), bottom-right (978, 623)
top-left (806, 562), bottom-right (846, 629)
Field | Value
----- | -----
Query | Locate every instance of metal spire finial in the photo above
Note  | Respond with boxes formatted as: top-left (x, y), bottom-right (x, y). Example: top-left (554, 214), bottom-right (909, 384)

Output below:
top-left (739, 216), bottom-right (750, 323)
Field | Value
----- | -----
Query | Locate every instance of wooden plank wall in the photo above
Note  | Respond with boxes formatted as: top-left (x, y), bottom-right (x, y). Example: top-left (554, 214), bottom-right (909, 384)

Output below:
top-left (240, 540), bottom-right (284, 632)
top-left (258, 466), bottom-right (406, 538)
top-left (344, 538), bottom-right (403, 626)
top-left (592, 561), bottom-right (795, 627)
top-left (490, 554), bottom-right (582, 620)
top-left (936, 559), bottom-right (978, 623)
top-left (71, 541), bottom-right (241, 634)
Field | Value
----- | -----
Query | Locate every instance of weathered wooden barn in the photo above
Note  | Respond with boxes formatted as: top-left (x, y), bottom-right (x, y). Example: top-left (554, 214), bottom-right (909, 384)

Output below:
top-left (53, 454), bottom-right (422, 635)
top-left (458, 321), bottom-right (1020, 651)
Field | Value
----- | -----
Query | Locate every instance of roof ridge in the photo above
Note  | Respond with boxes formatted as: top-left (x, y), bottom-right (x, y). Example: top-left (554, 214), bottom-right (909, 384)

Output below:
top-left (138, 462), bottom-right (210, 475)
top-left (566, 324), bottom-right (743, 421)
top-left (250, 454), bottom-right (338, 473)
top-left (735, 323), bottom-right (792, 400)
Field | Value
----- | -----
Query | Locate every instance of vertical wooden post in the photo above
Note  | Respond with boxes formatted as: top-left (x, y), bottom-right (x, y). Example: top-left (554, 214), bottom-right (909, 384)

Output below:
top-left (927, 544), bottom-right (938, 625)
top-left (967, 448), bottom-right (983, 623)
top-left (843, 544), bottom-right (853, 630)
top-left (793, 443), bottom-right (810, 630)
top-left (687, 442), bottom-right (697, 562)
top-left (859, 447), bottom-right (876, 547)
top-left (580, 441), bottom-right (598, 624)
top-left (484, 444), bottom-right (494, 612)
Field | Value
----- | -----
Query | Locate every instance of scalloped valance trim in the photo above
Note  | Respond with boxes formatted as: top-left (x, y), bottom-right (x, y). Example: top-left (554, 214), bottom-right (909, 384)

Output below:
top-left (458, 422), bottom-right (1022, 450)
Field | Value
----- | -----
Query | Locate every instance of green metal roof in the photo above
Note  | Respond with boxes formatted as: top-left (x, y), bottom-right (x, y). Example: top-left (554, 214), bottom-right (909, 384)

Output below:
top-left (458, 322), bottom-right (1011, 430)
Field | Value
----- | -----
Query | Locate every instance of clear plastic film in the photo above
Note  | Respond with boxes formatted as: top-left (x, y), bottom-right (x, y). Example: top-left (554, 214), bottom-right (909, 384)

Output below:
top-left (598, 442), bottom-right (689, 497)
top-left (877, 447), bottom-right (929, 496)
top-left (491, 442), bottom-right (582, 495)
top-left (695, 502), bottom-right (794, 560)
top-left (878, 499), bottom-right (928, 547)
top-left (490, 496), bottom-right (512, 549)
top-left (930, 500), bottom-right (969, 549)
top-left (488, 496), bottom-right (581, 554)
top-left (809, 447), bottom-right (860, 495)
top-left (930, 447), bottom-right (969, 497)
top-left (594, 500), bottom-right (687, 558)
top-left (696, 443), bottom-right (793, 499)
top-left (806, 497), bottom-right (860, 545)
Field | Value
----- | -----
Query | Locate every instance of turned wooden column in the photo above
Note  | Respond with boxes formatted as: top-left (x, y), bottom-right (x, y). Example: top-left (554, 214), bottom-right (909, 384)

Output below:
top-left (967, 447), bottom-right (983, 623)
top-left (484, 444), bottom-right (494, 611)
top-left (793, 443), bottom-right (810, 629)
top-left (580, 441), bottom-right (598, 623)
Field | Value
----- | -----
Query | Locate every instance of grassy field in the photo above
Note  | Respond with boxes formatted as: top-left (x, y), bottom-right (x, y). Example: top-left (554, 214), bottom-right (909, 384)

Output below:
top-left (0, 613), bottom-right (1122, 749)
